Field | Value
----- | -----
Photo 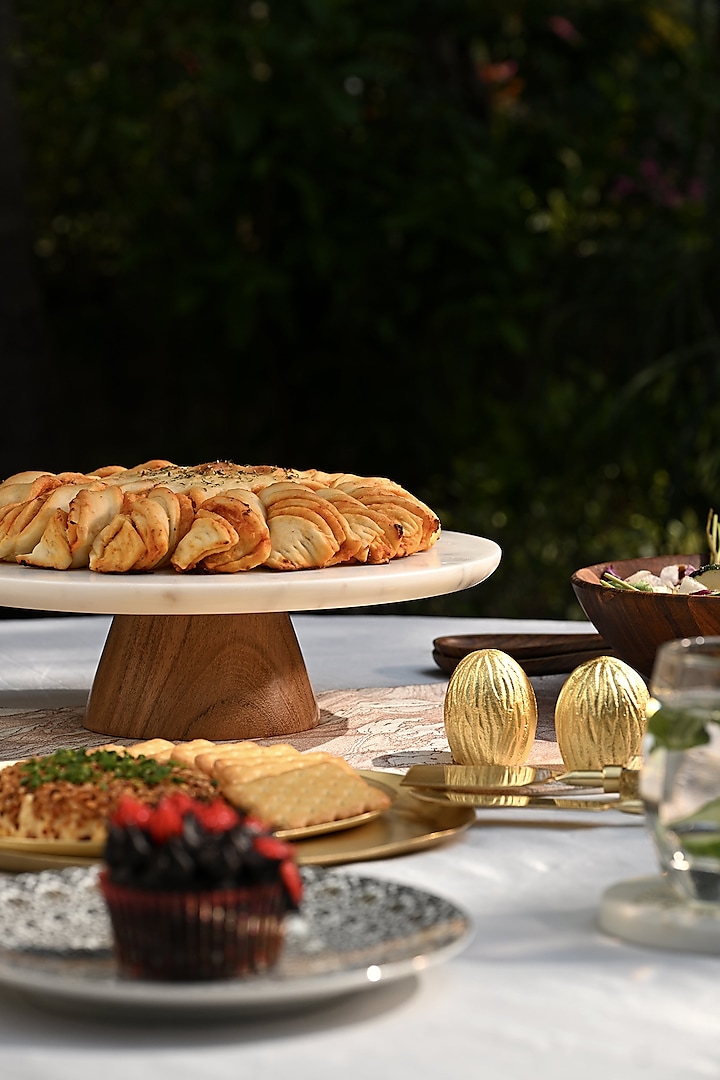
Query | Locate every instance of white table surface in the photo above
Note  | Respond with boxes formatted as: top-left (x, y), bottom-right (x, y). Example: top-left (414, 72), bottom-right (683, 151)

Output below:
top-left (0, 613), bottom-right (717, 1080)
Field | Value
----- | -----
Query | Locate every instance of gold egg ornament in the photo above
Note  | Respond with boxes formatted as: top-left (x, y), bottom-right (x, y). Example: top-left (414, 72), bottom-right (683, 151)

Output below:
top-left (554, 655), bottom-right (650, 770)
top-left (443, 649), bottom-right (538, 766)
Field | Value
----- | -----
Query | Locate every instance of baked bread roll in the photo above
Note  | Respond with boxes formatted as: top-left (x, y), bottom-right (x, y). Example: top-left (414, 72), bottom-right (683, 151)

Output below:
top-left (0, 460), bottom-right (440, 573)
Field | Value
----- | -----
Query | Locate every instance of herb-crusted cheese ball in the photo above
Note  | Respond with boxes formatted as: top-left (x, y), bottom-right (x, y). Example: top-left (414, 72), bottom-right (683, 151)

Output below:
top-left (0, 748), bottom-right (218, 842)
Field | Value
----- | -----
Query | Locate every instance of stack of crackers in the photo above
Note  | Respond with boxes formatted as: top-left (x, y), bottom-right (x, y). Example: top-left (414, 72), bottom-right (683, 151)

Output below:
top-left (100, 738), bottom-right (393, 832)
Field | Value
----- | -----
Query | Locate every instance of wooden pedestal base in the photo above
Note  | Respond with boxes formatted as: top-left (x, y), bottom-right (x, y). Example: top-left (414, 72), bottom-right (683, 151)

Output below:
top-left (83, 612), bottom-right (320, 742)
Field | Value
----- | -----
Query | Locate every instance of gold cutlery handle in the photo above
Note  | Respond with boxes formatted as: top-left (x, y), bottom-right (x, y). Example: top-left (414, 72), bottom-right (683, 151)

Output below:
top-left (561, 764), bottom-right (640, 799)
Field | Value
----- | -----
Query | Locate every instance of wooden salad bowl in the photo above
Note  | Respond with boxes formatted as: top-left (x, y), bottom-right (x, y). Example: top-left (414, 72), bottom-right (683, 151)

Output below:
top-left (571, 553), bottom-right (720, 680)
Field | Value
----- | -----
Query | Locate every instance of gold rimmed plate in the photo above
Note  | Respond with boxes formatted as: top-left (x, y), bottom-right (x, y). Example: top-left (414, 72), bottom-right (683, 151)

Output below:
top-left (275, 775), bottom-right (398, 840)
top-left (0, 770), bottom-right (474, 871)
top-left (0, 835), bottom-right (103, 857)
top-left (0, 761), bottom-right (395, 851)
top-left (0, 797), bottom-right (395, 858)
top-left (0, 849), bottom-right (100, 873)
top-left (292, 771), bottom-right (476, 866)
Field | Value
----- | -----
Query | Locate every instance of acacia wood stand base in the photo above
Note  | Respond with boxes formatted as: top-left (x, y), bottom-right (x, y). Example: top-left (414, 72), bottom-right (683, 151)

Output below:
top-left (83, 611), bottom-right (320, 742)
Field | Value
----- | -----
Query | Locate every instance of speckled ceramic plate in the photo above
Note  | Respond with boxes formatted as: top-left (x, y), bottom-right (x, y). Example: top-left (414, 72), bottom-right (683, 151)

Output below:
top-left (0, 865), bottom-right (473, 1019)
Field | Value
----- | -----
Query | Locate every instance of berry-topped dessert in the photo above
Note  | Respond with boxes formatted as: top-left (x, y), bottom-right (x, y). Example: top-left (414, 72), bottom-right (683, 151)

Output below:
top-left (99, 792), bottom-right (303, 981)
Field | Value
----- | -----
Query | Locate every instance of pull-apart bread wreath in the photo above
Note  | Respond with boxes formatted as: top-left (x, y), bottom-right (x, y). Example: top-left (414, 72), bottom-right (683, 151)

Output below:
top-left (0, 460), bottom-right (441, 573)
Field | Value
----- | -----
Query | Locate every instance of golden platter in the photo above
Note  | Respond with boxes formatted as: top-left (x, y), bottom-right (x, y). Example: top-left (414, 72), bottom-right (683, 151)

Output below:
top-left (0, 771), bottom-right (474, 872)
top-left (276, 775), bottom-right (397, 840)
top-left (0, 761), bottom-right (394, 848)
top-left (292, 771), bottom-right (476, 866)
top-left (0, 835), bottom-right (103, 857)
top-left (0, 849), bottom-right (99, 873)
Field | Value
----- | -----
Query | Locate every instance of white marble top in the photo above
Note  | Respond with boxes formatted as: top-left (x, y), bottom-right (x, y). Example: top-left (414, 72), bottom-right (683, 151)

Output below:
top-left (0, 532), bottom-right (500, 615)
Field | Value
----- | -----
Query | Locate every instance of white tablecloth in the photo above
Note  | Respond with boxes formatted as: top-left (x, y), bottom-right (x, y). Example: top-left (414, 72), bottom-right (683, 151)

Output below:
top-left (0, 613), bottom-right (591, 704)
top-left (0, 614), bottom-right (717, 1080)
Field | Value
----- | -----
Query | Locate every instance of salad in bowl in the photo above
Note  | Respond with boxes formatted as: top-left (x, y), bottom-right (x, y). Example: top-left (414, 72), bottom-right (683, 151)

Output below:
top-left (599, 510), bottom-right (720, 596)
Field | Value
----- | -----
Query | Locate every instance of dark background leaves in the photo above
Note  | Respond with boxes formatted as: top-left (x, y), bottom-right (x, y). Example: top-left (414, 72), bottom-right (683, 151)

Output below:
top-left (3, 0), bottom-right (719, 619)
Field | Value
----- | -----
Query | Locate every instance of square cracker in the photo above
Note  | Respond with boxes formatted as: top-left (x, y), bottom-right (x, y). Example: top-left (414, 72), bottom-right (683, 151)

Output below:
top-left (219, 761), bottom-right (392, 830)
top-left (213, 750), bottom-right (354, 786)
top-left (193, 742), bottom-right (303, 777)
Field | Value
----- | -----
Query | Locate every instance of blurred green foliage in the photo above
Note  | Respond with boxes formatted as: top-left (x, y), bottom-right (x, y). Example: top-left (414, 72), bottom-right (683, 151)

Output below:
top-left (9, 0), bottom-right (720, 619)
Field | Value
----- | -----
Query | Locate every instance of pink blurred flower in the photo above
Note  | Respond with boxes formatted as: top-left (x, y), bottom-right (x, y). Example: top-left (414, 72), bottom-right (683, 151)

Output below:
top-left (479, 60), bottom-right (519, 84)
top-left (640, 159), bottom-right (661, 181)
top-left (686, 177), bottom-right (706, 202)
top-left (611, 159), bottom-right (706, 209)
top-left (610, 175), bottom-right (636, 200)
top-left (549, 16), bottom-right (582, 44)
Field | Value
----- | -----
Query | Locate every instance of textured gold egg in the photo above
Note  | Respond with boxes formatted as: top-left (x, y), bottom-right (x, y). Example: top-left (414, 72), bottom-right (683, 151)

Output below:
top-left (554, 655), bottom-right (650, 770)
top-left (443, 648), bottom-right (538, 766)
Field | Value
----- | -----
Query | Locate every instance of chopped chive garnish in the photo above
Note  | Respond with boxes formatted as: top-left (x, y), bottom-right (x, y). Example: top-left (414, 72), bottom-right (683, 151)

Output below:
top-left (18, 748), bottom-right (187, 790)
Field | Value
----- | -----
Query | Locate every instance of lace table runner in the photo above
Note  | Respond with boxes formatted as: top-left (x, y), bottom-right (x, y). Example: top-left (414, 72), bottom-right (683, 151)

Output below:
top-left (0, 675), bottom-right (566, 769)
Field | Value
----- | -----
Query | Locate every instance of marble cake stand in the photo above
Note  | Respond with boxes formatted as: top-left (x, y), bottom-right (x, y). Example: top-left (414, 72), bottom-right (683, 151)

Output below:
top-left (0, 532), bottom-right (501, 742)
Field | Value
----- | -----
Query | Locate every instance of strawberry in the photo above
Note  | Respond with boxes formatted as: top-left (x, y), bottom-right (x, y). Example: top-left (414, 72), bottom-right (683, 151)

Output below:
top-left (195, 798), bottom-right (241, 833)
top-left (164, 791), bottom-right (197, 817)
top-left (279, 859), bottom-right (303, 906)
top-left (253, 834), bottom-right (295, 861)
top-left (112, 794), bottom-right (153, 829)
top-left (244, 815), bottom-right (265, 834)
top-left (146, 796), bottom-right (186, 842)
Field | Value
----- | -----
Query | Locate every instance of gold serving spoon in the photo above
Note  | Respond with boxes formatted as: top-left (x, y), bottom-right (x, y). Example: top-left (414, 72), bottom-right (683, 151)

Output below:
top-left (400, 763), bottom-right (642, 811)
top-left (408, 788), bottom-right (642, 813)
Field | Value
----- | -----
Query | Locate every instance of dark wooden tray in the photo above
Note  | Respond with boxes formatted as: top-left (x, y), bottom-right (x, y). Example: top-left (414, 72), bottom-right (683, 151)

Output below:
top-left (432, 632), bottom-right (613, 676)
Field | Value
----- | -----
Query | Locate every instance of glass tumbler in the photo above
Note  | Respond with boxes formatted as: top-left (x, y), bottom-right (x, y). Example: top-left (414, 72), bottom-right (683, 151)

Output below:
top-left (640, 636), bottom-right (720, 903)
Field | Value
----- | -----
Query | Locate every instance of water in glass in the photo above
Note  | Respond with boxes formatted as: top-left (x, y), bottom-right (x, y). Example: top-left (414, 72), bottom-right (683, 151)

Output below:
top-left (640, 637), bottom-right (720, 904)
